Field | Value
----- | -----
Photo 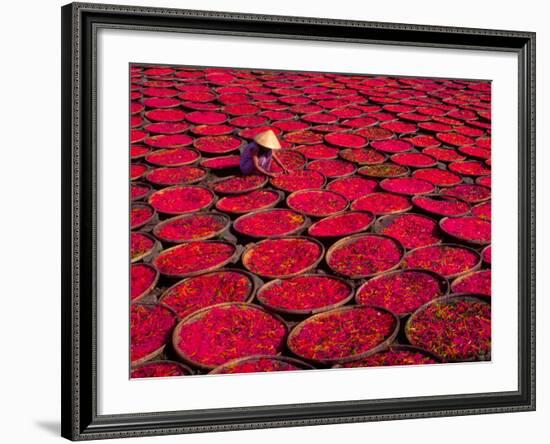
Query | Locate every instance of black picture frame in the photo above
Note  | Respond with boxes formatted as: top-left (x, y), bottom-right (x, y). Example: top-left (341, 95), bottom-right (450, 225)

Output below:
top-left (61, 2), bottom-right (536, 440)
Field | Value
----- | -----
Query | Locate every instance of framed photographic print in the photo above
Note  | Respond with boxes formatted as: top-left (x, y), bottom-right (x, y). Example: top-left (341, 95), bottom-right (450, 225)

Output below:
top-left (61, 2), bottom-right (536, 440)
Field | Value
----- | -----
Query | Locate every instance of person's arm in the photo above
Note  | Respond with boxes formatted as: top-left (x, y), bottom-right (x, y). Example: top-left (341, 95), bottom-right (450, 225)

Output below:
top-left (252, 152), bottom-right (277, 177)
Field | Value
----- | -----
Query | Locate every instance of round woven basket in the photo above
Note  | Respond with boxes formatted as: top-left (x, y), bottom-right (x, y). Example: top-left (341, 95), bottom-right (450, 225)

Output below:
top-left (209, 174), bottom-right (268, 195)
top-left (130, 360), bottom-right (194, 378)
top-left (402, 243), bottom-right (482, 280)
top-left (209, 355), bottom-right (315, 374)
top-left (130, 302), bottom-right (179, 368)
top-left (131, 231), bottom-right (161, 263)
top-left (233, 208), bottom-right (311, 239)
top-left (439, 216), bottom-right (491, 246)
top-left (215, 188), bottom-right (284, 215)
top-left (287, 305), bottom-right (400, 366)
top-left (286, 188), bottom-right (350, 218)
top-left (241, 236), bottom-right (326, 279)
top-left (172, 302), bottom-right (289, 371)
top-left (158, 268), bottom-right (262, 313)
top-left (411, 194), bottom-right (471, 218)
top-left (147, 185), bottom-right (216, 216)
top-left (152, 212), bottom-right (231, 243)
top-left (307, 211), bottom-right (375, 240)
top-left (404, 294), bottom-right (491, 363)
top-left (153, 240), bottom-right (242, 279)
top-left (373, 213), bottom-right (442, 250)
top-left (354, 268), bottom-right (450, 317)
top-left (325, 233), bottom-right (405, 279)
top-left (256, 273), bottom-right (355, 316)
top-left (331, 344), bottom-right (443, 368)
top-left (131, 263), bottom-right (160, 302)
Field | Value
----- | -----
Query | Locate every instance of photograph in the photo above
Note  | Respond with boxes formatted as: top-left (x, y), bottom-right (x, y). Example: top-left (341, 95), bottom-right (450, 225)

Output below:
top-left (129, 64), bottom-right (492, 378)
top-left (1, 0), bottom-right (545, 442)
top-left (59, 2), bottom-right (536, 439)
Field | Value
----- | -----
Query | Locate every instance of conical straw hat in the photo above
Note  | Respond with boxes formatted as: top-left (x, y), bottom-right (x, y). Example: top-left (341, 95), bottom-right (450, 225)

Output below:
top-left (254, 129), bottom-right (282, 150)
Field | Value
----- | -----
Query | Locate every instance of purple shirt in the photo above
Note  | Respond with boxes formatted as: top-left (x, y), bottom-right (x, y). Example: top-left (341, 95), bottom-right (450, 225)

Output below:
top-left (239, 141), bottom-right (272, 175)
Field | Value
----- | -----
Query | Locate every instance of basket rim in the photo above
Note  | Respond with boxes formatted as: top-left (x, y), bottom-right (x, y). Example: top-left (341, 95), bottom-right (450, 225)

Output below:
top-left (222, 104), bottom-right (262, 116)
top-left (269, 149), bottom-right (307, 173)
top-left (269, 170), bottom-right (327, 193)
top-left (141, 97), bottom-right (182, 109)
top-left (373, 212), bottom-right (442, 250)
top-left (481, 244), bottom-right (492, 264)
top-left (130, 262), bottom-right (160, 302)
top-left (323, 131), bottom-right (370, 150)
top-left (369, 139), bottom-right (414, 154)
top-left (390, 151), bottom-right (439, 169)
top-left (209, 354), bottom-right (315, 374)
top-left (172, 302), bottom-right (289, 371)
top-left (130, 181), bottom-right (153, 202)
top-left (435, 131), bottom-right (476, 146)
top-left (402, 242), bottom-right (482, 279)
top-left (332, 344), bottom-right (444, 368)
top-left (447, 160), bottom-right (492, 177)
top-left (421, 146), bottom-right (467, 163)
top-left (306, 158), bottom-right (358, 179)
top-left (200, 154), bottom-right (241, 170)
top-left (357, 164), bottom-right (411, 179)
top-left (301, 112), bottom-right (340, 125)
top-left (439, 215), bottom-right (492, 246)
top-left (295, 143), bottom-right (340, 160)
top-left (440, 184), bottom-right (492, 203)
top-left (350, 192), bottom-right (413, 216)
top-left (143, 121), bottom-right (190, 135)
top-left (282, 129), bottom-right (324, 145)
top-left (256, 272), bottom-right (355, 316)
top-left (144, 165), bottom-right (207, 187)
top-left (184, 110), bottom-right (229, 125)
top-left (144, 147), bottom-right (201, 167)
top-left (238, 126), bottom-right (283, 141)
top-left (379, 176), bottom-right (437, 196)
top-left (130, 231), bottom-right (160, 263)
top-left (130, 302), bottom-right (179, 367)
top-left (340, 116), bottom-right (379, 130)
top-left (338, 147), bottom-right (388, 165)
top-left (147, 185), bottom-right (215, 215)
top-left (152, 211), bottom-right (231, 243)
top-left (286, 188), bottom-right (350, 218)
top-left (153, 239), bottom-right (241, 278)
top-left (354, 126), bottom-right (395, 141)
top-left (143, 132), bottom-right (194, 148)
top-left (130, 359), bottom-right (194, 377)
top-left (233, 207), bottom-right (311, 239)
top-left (404, 293), bottom-right (491, 363)
top-left (228, 115), bottom-right (271, 128)
top-left (215, 188), bottom-right (284, 214)
top-left (395, 111), bottom-right (434, 123)
top-left (130, 145), bottom-right (152, 160)
top-left (190, 123), bottom-right (235, 136)
top-left (355, 267), bottom-right (450, 317)
top-left (307, 210), bottom-right (375, 238)
top-left (258, 110), bottom-right (298, 121)
top-left (287, 304), bottom-right (400, 365)
top-left (411, 193), bottom-right (471, 217)
top-left (450, 269), bottom-right (492, 296)
top-left (130, 202), bottom-right (156, 229)
top-left (193, 135), bottom-right (246, 155)
top-left (159, 268), bottom-right (261, 316)
top-left (241, 235), bottom-right (326, 279)
top-left (209, 174), bottom-right (269, 195)
top-left (325, 233), bottom-right (405, 279)
top-left (130, 162), bottom-right (150, 181)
